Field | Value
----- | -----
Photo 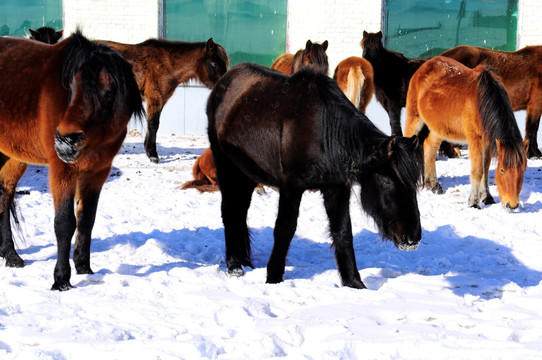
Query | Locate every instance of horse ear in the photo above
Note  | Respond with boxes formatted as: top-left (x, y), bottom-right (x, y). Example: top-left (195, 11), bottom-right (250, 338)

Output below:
top-left (363, 30), bottom-right (368, 37)
top-left (29, 28), bottom-right (38, 38)
top-left (495, 139), bottom-right (503, 153)
top-left (56, 30), bottom-right (63, 39)
top-left (322, 40), bottom-right (328, 51)
top-left (305, 39), bottom-right (313, 50)
top-left (206, 38), bottom-right (216, 53)
top-left (409, 135), bottom-right (420, 151)
top-left (377, 31), bottom-right (383, 39)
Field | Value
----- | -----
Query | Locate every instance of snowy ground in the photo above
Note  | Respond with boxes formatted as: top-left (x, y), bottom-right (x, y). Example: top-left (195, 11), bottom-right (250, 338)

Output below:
top-left (1, 102), bottom-right (542, 359)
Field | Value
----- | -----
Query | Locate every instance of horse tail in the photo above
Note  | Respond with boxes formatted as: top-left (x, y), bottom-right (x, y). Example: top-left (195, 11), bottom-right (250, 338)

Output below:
top-left (345, 66), bottom-right (364, 110)
top-left (476, 67), bottom-right (524, 166)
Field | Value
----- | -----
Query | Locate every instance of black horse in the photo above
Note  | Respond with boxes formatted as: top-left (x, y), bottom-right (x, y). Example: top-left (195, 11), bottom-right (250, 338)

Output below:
top-left (207, 63), bottom-right (423, 289)
top-left (361, 31), bottom-right (427, 137)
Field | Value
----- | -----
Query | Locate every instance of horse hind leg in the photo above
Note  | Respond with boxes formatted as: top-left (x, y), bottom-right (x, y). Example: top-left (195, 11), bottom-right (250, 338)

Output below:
top-left (524, 105), bottom-right (542, 158)
top-left (266, 188), bottom-right (303, 284)
top-left (0, 156), bottom-right (27, 268)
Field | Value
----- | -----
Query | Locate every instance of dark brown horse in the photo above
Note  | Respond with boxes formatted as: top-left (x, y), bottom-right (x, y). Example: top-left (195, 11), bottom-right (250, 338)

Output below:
top-left (333, 56), bottom-right (374, 113)
top-left (29, 26), bottom-right (63, 44)
top-left (208, 63), bottom-right (423, 289)
top-left (405, 57), bottom-right (527, 209)
top-left (441, 45), bottom-right (542, 158)
top-left (0, 31), bottom-right (143, 290)
top-left (100, 38), bottom-right (229, 163)
top-left (270, 40), bottom-right (329, 75)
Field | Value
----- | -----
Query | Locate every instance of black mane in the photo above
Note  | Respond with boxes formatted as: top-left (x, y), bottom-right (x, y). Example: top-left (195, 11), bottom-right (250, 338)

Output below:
top-left (62, 30), bottom-right (144, 120)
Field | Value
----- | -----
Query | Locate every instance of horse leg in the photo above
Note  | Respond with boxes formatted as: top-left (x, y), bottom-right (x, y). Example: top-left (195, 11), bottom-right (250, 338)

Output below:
top-left (387, 104), bottom-right (403, 137)
top-left (49, 164), bottom-right (77, 291)
top-left (423, 133), bottom-right (444, 194)
top-left (0, 156), bottom-right (27, 267)
top-left (480, 144), bottom-right (495, 205)
top-left (72, 168), bottom-right (110, 275)
top-left (524, 105), bottom-right (542, 158)
top-left (143, 98), bottom-right (163, 164)
top-left (322, 185), bottom-right (364, 289)
top-left (266, 187), bottom-right (303, 284)
top-left (467, 140), bottom-right (484, 209)
top-left (214, 151), bottom-right (257, 276)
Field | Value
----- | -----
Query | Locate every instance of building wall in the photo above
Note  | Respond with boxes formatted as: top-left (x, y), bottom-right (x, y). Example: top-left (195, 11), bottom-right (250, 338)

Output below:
top-left (518, 0), bottom-right (542, 48)
top-left (63, 0), bottom-right (161, 43)
top-left (286, 0), bottom-right (381, 76)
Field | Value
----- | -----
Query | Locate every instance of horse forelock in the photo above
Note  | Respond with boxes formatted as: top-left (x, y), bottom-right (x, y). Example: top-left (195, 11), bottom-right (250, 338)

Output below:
top-left (63, 30), bottom-right (144, 121)
top-left (390, 137), bottom-right (424, 190)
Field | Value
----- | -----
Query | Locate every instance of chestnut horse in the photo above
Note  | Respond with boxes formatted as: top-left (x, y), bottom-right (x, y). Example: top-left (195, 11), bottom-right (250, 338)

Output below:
top-left (270, 40), bottom-right (329, 75)
top-left (100, 38), bottom-right (229, 163)
top-left (405, 57), bottom-right (527, 209)
top-left (333, 56), bottom-right (374, 113)
top-left (179, 148), bottom-right (219, 193)
top-left (0, 31), bottom-right (143, 290)
top-left (208, 63), bottom-right (423, 289)
top-left (441, 44), bottom-right (542, 158)
top-left (29, 26), bottom-right (63, 44)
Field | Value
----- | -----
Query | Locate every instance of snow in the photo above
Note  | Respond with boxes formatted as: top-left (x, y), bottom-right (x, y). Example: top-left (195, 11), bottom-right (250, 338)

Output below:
top-left (2, 101), bottom-right (542, 359)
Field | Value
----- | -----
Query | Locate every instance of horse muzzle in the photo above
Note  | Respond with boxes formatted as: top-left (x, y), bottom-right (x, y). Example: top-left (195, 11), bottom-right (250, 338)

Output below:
top-left (54, 130), bottom-right (85, 163)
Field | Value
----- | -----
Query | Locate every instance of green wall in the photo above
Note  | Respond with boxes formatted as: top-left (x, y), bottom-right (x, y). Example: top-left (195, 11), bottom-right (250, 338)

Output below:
top-left (0, 0), bottom-right (62, 36)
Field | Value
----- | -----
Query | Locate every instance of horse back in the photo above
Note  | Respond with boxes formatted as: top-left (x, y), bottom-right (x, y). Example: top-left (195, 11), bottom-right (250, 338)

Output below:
top-left (270, 53), bottom-right (294, 75)
top-left (209, 64), bottom-right (325, 187)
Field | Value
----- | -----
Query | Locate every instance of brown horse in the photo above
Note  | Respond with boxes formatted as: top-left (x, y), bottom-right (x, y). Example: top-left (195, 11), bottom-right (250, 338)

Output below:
top-left (208, 63), bottom-right (423, 288)
top-left (100, 38), bottom-right (229, 163)
top-left (0, 31), bottom-right (143, 290)
top-left (270, 40), bottom-right (329, 75)
top-left (405, 57), bottom-right (527, 209)
top-left (29, 26), bottom-right (63, 44)
top-left (333, 56), bottom-right (374, 113)
top-left (179, 148), bottom-right (219, 193)
top-left (441, 45), bottom-right (542, 158)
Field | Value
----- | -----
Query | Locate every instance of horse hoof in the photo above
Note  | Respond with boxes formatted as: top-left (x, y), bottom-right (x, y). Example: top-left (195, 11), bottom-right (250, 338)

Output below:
top-left (266, 276), bottom-right (283, 284)
top-left (227, 267), bottom-right (244, 277)
top-left (149, 156), bottom-right (160, 164)
top-left (5, 256), bottom-right (25, 268)
top-left (51, 282), bottom-right (73, 291)
top-left (431, 183), bottom-right (444, 194)
top-left (483, 196), bottom-right (496, 205)
top-left (469, 203), bottom-right (481, 209)
top-left (75, 266), bottom-right (94, 275)
top-left (343, 278), bottom-right (367, 289)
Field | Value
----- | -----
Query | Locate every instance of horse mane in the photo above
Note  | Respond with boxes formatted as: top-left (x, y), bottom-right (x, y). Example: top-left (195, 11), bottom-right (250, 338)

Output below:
top-left (62, 30), bottom-right (144, 120)
top-left (309, 69), bottom-right (422, 190)
top-left (477, 68), bottom-right (525, 167)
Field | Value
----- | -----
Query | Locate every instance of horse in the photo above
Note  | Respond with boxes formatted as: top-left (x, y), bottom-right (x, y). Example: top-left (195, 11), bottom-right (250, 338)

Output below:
top-left (0, 31), bottom-right (144, 290)
top-left (333, 56), bottom-right (374, 113)
top-left (28, 26), bottom-right (63, 44)
top-left (99, 38), bottom-right (229, 163)
top-left (361, 31), bottom-right (460, 158)
top-left (179, 147), bottom-right (219, 193)
top-left (404, 56), bottom-right (527, 209)
top-left (270, 40), bottom-right (329, 75)
top-left (207, 62), bottom-right (423, 289)
top-left (440, 45), bottom-right (542, 159)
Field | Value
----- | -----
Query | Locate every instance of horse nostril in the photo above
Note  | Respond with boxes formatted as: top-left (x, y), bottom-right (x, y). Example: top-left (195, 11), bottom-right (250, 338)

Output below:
top-left (506, 202), bottom-right (519, 211)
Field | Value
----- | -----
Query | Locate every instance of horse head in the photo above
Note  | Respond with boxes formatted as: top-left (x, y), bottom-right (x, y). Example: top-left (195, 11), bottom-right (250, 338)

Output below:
top-left (301, 40), bottom-right (329, 73)
top-left (197, 38), bottom-right (229, 88)
top-left (360, 31), bottom-right (383, 57)
top-left (29, 27), bottom-right (63, 44)
top-left (55, 31), bottom-right (143, 164)
top-left (495, 139), bottom-right (528, 210)
top-left (359, 135), bottom-right (423, 250)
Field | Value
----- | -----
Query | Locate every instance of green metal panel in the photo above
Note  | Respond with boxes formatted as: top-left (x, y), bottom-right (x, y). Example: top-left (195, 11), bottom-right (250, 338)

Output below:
top-left (164, 0), bottom-right (287, 67)
top-left (0, 0), bottom-right (62, 37)
top-left (384, 0), bottom-right (518, 58)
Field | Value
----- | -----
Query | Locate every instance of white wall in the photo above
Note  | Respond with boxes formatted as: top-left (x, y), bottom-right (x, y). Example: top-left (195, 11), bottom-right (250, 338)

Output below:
top-left (286, 0), bottom-right (381, 76)
top-left (63, 0), bottom-right (161, 43)
top-left (518, 0), bottom-right (542, 48)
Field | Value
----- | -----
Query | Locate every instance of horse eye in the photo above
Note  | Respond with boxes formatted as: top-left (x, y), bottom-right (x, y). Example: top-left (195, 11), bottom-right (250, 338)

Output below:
top-left (500, 168), bottom-right (505, 174)
top-left (103, 91), bottom-right (114, 101)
